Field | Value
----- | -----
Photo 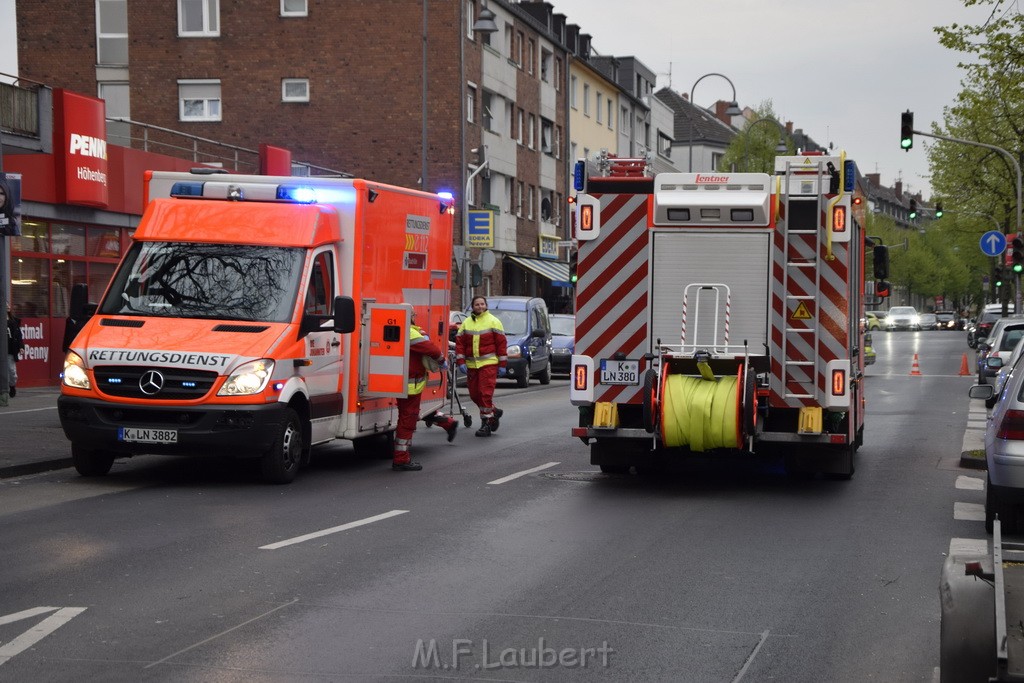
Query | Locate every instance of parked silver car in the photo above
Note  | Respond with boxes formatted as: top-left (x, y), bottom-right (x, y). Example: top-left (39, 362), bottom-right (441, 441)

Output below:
top-left (970, 368), bottom-right (1024, 533)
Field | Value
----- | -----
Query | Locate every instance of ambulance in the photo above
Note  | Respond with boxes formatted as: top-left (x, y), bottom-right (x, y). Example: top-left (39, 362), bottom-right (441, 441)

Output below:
top-left (58, 170), bottom-right (454, 483)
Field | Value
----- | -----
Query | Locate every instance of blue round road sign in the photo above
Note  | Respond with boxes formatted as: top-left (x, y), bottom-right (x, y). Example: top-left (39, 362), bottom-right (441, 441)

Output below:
top-left (981, 230), bottom-right (1007, 257)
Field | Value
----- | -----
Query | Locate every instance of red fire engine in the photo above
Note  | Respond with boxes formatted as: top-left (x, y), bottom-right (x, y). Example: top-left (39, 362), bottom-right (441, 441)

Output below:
top-left (569, 151), bottom-right (887, 477)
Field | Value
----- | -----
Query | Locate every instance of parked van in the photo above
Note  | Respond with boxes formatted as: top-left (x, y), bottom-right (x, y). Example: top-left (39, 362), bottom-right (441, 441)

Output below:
top-left (484, 296), bottom-right (552, 387)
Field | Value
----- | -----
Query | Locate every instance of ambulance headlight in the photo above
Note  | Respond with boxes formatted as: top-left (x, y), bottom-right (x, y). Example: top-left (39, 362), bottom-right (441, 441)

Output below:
top-left (61, 351), bottom-right (91, 390)
top-left (218, 359), bottom-right (275, 396)
top-left (507, 345), bottom-right (522, 358)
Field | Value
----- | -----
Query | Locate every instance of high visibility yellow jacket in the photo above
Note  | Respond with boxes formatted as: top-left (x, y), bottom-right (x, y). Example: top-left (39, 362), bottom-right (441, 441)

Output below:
top-left (408, 325), bottom-right (445, 395)
top-left (455, 310), bottom-right (507, 369)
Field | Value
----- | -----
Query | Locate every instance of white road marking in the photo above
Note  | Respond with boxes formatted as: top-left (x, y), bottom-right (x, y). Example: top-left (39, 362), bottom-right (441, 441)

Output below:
top-left (949, 537), bottom-right (989, 558)
top-left (259, 510), bottom-right (408, 550)
top-left (487, 462), bottom-right (560, 485)
top-left (732, 630), bottom-right (770, 683)
top-left (0, 607), bottom-right (87, 666)
top-left (956, 475), bottom-right (985, 491)
top-left (0, 606), bottom-right (60, 626)
top-left (954, 502), bottom-right (986, 521)
top-left (0, 406), bottom-right (58, 416)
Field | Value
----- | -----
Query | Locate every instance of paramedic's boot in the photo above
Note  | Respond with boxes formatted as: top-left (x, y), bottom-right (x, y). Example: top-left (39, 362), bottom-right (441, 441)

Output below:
top-left (489, 407), bottom-right (502, 432)
top-left (475, 423), bottom-right (492, 437)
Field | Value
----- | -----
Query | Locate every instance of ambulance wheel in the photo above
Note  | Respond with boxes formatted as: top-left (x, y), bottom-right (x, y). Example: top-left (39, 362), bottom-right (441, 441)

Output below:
top-left (72, 444), bottom-right (115, 477)
top-left (641, 369), bottom-right (658, 433)
top-left (260, 408), bottom-right (302, 484)
top-left (539, 361), bottom-right (552, 385)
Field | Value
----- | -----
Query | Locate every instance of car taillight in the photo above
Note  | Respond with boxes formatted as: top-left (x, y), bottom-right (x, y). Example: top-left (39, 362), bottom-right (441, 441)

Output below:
top-left (997, 409), bottom-right (1024, 440)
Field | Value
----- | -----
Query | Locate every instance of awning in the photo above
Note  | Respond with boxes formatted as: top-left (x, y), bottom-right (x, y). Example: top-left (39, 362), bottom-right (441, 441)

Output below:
top-left (506, 255), bottom-right (572, 287)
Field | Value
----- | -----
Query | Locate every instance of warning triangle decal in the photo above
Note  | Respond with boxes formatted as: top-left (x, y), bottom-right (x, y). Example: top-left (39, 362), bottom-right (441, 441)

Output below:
top-left (791, 302), bottom-right (813, 320)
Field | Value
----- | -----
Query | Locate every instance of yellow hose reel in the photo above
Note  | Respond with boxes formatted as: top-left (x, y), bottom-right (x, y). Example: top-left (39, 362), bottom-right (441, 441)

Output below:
top-left (643, 362), bottom-right (757, 452)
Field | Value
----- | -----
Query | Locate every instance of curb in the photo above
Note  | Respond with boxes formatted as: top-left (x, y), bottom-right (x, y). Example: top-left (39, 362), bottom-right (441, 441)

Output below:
top-left (960, 450), bottom-right (987, 470)
top-left (0, 458), bottom-right (73, 480)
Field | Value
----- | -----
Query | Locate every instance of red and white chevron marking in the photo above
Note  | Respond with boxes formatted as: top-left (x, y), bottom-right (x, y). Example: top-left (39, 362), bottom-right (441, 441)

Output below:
top-left (576, 193), bottom-right (650, 405)
top-left (768, 220), bottom-right (850, 408)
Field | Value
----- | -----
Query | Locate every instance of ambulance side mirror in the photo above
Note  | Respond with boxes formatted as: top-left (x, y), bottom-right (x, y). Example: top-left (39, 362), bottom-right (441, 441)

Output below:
top-left (332, 296), bottom-right (356, 334)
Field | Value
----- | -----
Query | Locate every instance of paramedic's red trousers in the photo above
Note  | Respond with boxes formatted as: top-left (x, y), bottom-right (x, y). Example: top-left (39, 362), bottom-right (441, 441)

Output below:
top-left (394, 391), bottom-right (423, 465)
top-left (467, 364), bottom-right (498, 418)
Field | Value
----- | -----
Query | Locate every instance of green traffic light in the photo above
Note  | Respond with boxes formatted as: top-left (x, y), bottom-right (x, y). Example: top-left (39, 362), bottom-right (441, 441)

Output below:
top-left (900, 138), bottom-right (912, 149)
top-left (997, 279), bottom-right (1004, 287)
top-left (1015, 264), bottom-right (1023, 274)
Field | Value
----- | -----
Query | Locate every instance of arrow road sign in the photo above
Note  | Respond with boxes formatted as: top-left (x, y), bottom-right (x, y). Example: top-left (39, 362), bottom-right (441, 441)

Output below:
top-left (981, 230), bottom-right (1007, 257)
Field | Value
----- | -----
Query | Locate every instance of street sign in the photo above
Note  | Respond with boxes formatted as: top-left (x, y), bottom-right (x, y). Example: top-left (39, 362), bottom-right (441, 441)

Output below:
top-left (467, 210), bottom-right (494, 248)
top-left (981, 230), bottom-right (1007, 257)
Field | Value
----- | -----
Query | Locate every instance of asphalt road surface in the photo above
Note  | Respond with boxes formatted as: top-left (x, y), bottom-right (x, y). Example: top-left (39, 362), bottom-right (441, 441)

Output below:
top-left (0, 334), bottom-right (984, 681)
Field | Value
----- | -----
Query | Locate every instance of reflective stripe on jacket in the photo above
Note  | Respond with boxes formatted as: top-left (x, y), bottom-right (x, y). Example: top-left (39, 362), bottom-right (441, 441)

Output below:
top-left (408, 324), bottom-right (444, 395)
top-left (455, 310), bottom-right (507, 369)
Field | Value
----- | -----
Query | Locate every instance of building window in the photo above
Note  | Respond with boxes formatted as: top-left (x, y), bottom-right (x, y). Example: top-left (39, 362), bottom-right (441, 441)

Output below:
top-left (483, 91), bottom-right (496, 132)
top-left (467, 84), bottom-right (477, 123)
top-left (528, 184), bottom-right (534, 220)
top-left (505, 25), bottom-right (514, 59)
top-left (583, 84), bottom-right (590, 116)
top-left (541, 188), bottom-right (554, 222)
top-left (607, 100), bottom-right (613, 130)
top-left (527, 39), bottom-right (535, 75)
top-left (516, 31), bottom-right (524, 67)
top-left (658, 132), bottom-right (673, 158)
top-left (466, 0), bottom-right (475, 38)
top-left (541, 119), bottom-right (553, 154)
top-left (621, 106), bottom-right (629, 133)
top-left (528, 114), bottom-right (536, 149)
top-left (281, 78), bottom-right (309, 102)
top-left (178, 80), bottom-right (222, 121)
top-left (96, 0), bottom-right (128, 65)
top-left (178, 0), bottom-right (219, 37)
top-left (570, 142), bottom-right (577, 162)
top-left (570, 76), bottom-right (577, 109)
top-left (596, 93), bottom-right (603, 124)
top-left (554, 58), bottom-right (562, 90)
top-left (554, 125), bottom-right (562, 159)
top-left (517, 181), bottom-right (524, 216)
top-left (480, 175), bottom-right (492, 207)
top-left (99, 82), bottom-right (130, 144)
top-left (712, 152), bottom-right (723, 171)
top-left (517, 109), bottom-right (524, 144)
top-left (540, 49), bottom-right (552, 83)
top-left (280, 0), bottom-right (307, 16)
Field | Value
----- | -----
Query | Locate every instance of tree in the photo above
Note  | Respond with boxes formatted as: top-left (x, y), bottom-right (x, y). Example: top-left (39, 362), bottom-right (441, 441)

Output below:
top-left (717, 101), bottom-right (792, 174)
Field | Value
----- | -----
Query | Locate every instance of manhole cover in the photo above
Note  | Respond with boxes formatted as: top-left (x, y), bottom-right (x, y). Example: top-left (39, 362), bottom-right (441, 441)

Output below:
top-left (541, 471), bottom-right (606, 482)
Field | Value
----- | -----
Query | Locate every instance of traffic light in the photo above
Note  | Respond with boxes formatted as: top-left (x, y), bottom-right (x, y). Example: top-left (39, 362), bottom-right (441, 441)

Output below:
top-left (909, 198), bottom-right (918, 220)
top-left (1013, 237), bottom-right (1024, 273)
top-left (569, 249), bottom-right (578, 286)
top-left (900, 111), bottom-right (914, 150)
top-left (935, 201), bottom-right (943, 218)
top-left (996, 266), bottom-right (1006, 288)
top-left (872, 245), bottom-right (889, 280)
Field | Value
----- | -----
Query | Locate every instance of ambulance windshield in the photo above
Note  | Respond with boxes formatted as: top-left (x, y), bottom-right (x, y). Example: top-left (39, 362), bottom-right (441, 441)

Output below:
top-left (99, 242), bottom-right (304, 322)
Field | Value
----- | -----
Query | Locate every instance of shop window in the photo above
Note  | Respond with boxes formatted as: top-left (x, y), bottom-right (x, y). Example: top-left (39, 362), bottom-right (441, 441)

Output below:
top-left (88, 263), bottom-right (117, 306)
top-left (12, 257), bottom-right (50, 317)
top-left (87, 227), bottom-right (122, 258)
top-left (51, 224), bottom-right (87, 256)
top-left (51, 260), bottom-right (87, 319)
top-left (12, 220), bottom-right (49, 253)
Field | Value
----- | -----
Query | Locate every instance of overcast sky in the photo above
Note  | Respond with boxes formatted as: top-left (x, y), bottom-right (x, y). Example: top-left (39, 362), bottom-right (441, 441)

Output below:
top-left (548, 0), bottom-right (988, 198)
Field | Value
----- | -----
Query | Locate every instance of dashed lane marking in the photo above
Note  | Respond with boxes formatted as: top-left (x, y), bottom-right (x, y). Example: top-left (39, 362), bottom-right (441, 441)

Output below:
top-left (954, 502), bottom-right (985, 522)
top-left (259, 510), bottom-right (408, 550)
top-left (487, 462), bottom-right (560, 485)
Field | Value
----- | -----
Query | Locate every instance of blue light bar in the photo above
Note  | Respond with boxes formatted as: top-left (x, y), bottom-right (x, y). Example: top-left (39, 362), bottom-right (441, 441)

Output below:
top-left (276, 185), bottom-right (317, 203)
top-left (844, 160), bottom-right (856, 193)
top-left (573, 160), bottom-right (586, 192)
top-left (437, 191), bottom-right (454, 201)
top-left (170, 181), bottom-right (205, 197)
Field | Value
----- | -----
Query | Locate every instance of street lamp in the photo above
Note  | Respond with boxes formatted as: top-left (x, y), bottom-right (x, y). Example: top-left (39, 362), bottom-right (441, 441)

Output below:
top-left (741, 117), bottom-right (789, 172)
top-left (687, 73), bottom-right (741, 173)
top-left (460, 2), bottom-right (498, 311)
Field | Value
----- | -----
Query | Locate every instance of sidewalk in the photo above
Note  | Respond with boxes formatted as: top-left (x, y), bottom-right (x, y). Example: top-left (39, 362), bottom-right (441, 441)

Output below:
top-left (0, 386), bottom-right (71, 479)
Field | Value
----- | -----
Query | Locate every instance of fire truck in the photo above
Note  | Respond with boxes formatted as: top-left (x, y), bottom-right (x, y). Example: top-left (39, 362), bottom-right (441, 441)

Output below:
top-left (569, 151), bottom-right (887, 477)
top-left (58, 170), bottom-right (454, 483)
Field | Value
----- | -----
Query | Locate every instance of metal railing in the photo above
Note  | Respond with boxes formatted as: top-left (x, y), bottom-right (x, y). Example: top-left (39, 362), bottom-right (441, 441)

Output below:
top-left (0, 73), bottom-right (45, 137)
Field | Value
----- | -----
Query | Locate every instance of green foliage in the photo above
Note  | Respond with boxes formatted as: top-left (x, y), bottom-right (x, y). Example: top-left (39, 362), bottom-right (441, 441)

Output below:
top-left (718, 101), bottom-right (793, 173)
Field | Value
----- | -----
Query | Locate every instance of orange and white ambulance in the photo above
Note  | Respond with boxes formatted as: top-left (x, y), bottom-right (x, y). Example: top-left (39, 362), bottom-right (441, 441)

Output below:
top-left (58, 170), bottom-right (454, 483)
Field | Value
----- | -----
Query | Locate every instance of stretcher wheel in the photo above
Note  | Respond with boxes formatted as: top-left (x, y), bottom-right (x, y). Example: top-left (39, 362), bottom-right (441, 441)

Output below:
top-left (642, 369), bottom-right (658, 433)
top-left (463, 413), bottom-right (473, 428)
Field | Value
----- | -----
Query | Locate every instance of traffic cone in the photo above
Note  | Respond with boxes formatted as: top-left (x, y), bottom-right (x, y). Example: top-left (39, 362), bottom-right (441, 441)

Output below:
top-left (910, 353), bottom-right (923, 376)
top-left (959, 353), bottom-right (972, 376)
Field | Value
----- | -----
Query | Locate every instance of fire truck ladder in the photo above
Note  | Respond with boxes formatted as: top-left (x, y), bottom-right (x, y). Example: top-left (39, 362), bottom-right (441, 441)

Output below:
top-left (779, 159), bottom-right (827, 401)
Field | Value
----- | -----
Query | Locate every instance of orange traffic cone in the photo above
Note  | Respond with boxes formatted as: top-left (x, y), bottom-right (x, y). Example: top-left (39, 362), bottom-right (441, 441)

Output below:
top-left (910, 353), bottom-right (923, 376)
top-left (959, 353), bottom-right (972, 376)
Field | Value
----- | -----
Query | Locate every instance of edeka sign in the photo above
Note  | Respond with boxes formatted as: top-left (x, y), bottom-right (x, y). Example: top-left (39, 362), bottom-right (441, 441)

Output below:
top-left (53, 89), bottom-right (109, 208)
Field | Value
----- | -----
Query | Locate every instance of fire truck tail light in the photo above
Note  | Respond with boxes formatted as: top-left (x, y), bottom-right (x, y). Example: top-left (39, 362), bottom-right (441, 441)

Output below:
top-left (573, 363), bottom-right (589, 391)
top-left (832, 205), bottom-right (847, 233)
top-left (831, 369), bottom-right (846, 396)
top-left (580, 204), bottom-right (594, 232)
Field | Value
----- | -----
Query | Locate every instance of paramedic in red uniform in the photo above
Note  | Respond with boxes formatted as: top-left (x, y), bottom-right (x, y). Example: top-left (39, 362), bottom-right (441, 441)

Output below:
top-left (456, 296), bottom-right (507, 437)
top-left (393, 312), bottom-right (458, 471)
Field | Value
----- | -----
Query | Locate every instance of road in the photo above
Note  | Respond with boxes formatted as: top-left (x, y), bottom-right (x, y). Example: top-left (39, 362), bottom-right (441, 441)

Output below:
top-left (0, 332), bottom-right (984, 681)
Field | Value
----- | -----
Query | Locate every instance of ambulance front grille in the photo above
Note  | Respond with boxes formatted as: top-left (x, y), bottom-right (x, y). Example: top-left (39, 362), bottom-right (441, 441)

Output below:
top-left (94, 365), bottom-right (219, 400)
